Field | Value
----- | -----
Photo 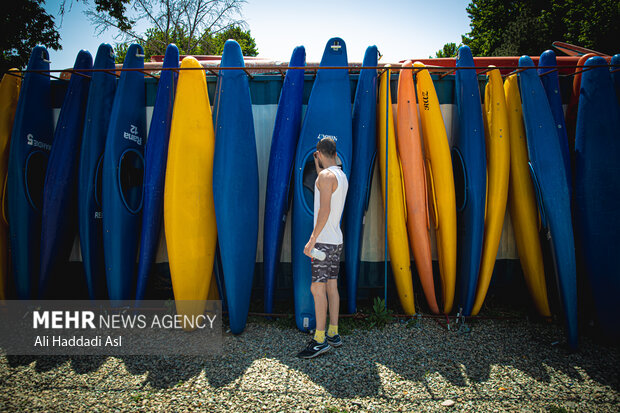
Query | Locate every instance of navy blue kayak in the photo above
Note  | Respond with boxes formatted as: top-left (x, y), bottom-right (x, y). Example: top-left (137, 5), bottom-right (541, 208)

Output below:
top-left (135, 44), bottom-right (179, 301)
top-left (292, 38), bottom-right (352, 331)
top-left (574, 56), bottom-right (620, 339)
top-left (213, 40), bottom-right (259, 334)
top-left (612, 54), bottom-right (620, 104)
top-left (263, 46), bottom-right (305, 314)
top-left (343, 45), bottom-right (378, 314)
top-left (102, 44), bottom-right (146, 301)
top-left (38, 50), bottom-right (93, 297)
top-left (452, 45), bottom-right (486, 316)
top-left (518, 55), bottom-right (578, 349)
top-left (78, 43), bottom-right (116, 299)
top-left (538, 50), bottom-right (571, 190)
top-left (7, 46), bottom-right (55, 299)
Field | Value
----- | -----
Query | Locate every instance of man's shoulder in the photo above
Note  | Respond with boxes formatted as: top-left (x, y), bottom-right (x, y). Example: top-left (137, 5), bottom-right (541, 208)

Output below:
top-left (317, 168), bottom-right (338, 191)
top-left (318, 168), bottom-right (338, 181)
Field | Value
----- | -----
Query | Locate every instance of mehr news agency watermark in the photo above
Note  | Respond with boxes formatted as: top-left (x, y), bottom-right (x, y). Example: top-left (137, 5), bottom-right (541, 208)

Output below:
top-left (0, 300), bottom-right (222, 356)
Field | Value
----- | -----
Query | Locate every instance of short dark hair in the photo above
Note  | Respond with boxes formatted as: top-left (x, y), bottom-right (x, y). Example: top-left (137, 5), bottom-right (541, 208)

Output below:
top-left (316, 137), bottom-right (337, 157)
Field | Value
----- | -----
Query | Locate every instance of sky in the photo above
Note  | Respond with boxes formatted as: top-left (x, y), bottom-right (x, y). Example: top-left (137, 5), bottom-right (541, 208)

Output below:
top-left (44, 0), bottom-right (472, 69)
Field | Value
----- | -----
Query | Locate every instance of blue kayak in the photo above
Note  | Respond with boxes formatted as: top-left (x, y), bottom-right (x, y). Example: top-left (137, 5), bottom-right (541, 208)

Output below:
top-left (452, 45), bottom-right (486, 316)
top-left (343, 45), bottom-right (378, 314)
top-left (7, 46), bottom-right (55, 299)
top-left (538, 50), bottom-right (571, 190)
top-left (518, 55), bottom-right (578, 349)
top-left (574, 56), bottom-right (620, 339)
top-left (39, 50), bottom-right (93, 297)
top-left (102, 44), bottom-right (146, 301)
top-left (612, 54), bottom-right (620, 104)
top-left (263, 46), bottom-right (305, 314)
top-left (213, 40), bottom-right (259, 334)
top-left (292, 37), bottom-right (352, 331)
top-left (135, 44), bottom-right (179, 301)
top-left (78, 43), bottom-right (117, 300)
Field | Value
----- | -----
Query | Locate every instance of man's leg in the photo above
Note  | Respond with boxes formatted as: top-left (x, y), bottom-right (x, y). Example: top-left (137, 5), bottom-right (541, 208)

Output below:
top-left (325, 243), bottom-right (342, 346)
top-left (326, 279), bottom-right (339, 328)
top-left (311, 281), bottom-right (327, 339)
top-left (297, 243), bottom-right (332, 359)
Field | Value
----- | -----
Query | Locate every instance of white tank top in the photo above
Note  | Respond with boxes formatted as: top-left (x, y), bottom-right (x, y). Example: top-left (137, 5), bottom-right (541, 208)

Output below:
top-left (314, 166), bottom-right (348, 245)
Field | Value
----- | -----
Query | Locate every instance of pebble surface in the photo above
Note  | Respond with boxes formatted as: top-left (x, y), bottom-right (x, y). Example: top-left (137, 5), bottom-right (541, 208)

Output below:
top-left (1, 318), bottom-right (618, 412)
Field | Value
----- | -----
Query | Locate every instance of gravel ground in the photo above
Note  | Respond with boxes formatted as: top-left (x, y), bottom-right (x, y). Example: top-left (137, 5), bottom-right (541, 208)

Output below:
top-left (0, 318), bottom-right (618, 412)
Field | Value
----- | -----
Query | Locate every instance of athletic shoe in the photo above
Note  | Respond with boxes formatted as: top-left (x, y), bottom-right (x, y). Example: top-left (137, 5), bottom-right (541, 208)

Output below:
top-left (296, 339), bottom-right (331, 359)
top-left (326, 334), bottom-right (342, 347)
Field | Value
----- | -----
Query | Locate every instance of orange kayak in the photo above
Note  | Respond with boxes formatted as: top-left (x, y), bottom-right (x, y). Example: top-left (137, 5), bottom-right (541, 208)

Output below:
top-left (396, 61), bottom-right (439, 314)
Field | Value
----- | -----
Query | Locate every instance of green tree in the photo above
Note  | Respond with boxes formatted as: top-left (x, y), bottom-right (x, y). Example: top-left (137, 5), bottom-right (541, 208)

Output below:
top-left (435, 42), bottom-right (459, 58)
top-left (203, 26), bottom-right (258, 56)
top-left (114, 25), bottom-right (257, 63)
top-left (462, 0), bottom-right (620, 56)
top-left (0, 0), bottom-right (62, 74)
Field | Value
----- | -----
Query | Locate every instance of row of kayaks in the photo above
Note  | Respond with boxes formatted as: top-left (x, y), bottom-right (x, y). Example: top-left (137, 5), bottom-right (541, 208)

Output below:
top-left (372, 48), bottom-right (620, 349)
top-left (0, 40), bottom-right (618, 346)
top-left (0, 42), bottom-right (243, 329)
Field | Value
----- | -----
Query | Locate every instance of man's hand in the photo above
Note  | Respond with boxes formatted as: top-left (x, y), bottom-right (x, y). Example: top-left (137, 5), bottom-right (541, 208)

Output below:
top-left (304, 236), bottom-right (316, 258)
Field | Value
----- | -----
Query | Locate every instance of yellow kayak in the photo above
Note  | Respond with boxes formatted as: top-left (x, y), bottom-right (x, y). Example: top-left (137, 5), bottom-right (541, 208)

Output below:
top-left (472, 67), bottom-right (510, 315)
top-left (0, 70), bottom-right (21, 301)
top-left (164, 56), bottom-right (217, 320)
top-left (377, 67), bottom-right (415, 315)
top-left (414, 62), bottom-right (457, 314)
top-left (503, 75), bottom-right (551, 317)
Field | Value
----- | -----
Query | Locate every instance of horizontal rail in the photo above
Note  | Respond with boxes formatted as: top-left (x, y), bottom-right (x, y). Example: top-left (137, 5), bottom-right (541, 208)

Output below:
top-left (7, 64), bottom-right (617, 81)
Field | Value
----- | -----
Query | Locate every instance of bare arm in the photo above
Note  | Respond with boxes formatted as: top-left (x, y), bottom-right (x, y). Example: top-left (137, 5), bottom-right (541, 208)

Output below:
top-left (304, 170), bottom-right (337, 256)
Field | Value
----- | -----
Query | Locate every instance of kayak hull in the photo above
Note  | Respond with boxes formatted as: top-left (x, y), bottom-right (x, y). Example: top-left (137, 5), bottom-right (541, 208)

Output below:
top-left (39, 50), bottom-right (92, 297)
top-left (213, 40), bottom-right (259, 334)
top-left (78, 43), bottom-right (117, 300)
top-left (263, 46), bottom-right (305, 314)
top-left (102, 44), bottom-right (146, 301)
top-left (344, 45), bottom-right (378, 314)
top-left (292, 38), bottom-right (352, 331)
top-left (518, 55), bottom-right (578, 349)
top-left (414, 62), bottom-right (457, 314)
top-left (574, 56), bottom-right (620, 338)
top-left (453, 46), bottom-right (487, 316)
top-left (135, 44), bottom-right (179, 300)
top-left (165, 56), bottom-right (217, 318)
top-left (7, 46), bottom-right (54, 299)
top-left (377, 67), bottom-right (415, 315)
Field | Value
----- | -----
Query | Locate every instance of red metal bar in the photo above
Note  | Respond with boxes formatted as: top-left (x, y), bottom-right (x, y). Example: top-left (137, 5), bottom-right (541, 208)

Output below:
top-left (10, 62), bottom-right (613, 80)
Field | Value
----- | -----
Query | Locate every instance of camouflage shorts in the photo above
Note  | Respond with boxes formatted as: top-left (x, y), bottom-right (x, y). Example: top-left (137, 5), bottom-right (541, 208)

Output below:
top-left (311, 243), bottom-right (343, 283)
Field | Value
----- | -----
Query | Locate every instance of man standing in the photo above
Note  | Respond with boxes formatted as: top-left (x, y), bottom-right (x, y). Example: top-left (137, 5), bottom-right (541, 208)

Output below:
top-left (297, 137), bottom-right (348, 359)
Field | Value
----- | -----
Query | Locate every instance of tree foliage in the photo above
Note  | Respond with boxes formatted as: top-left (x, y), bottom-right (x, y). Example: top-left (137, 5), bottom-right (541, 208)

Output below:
top-left (65, 0), bottom-right (257, 62)
top-left (208, 26), bottom-right (257, 56)
top-left (435, 42), bottom-right (459, 58)
top-left (82, 0), bottom-right (250, 55)
top-left (0, 0), bottom-right (62, 73)
top-left (91, 0), bottom-right (134, 31)
top-left (462, 0), bottom-right (620, 56)
top-left (114, 25), bottom-right (257, 63)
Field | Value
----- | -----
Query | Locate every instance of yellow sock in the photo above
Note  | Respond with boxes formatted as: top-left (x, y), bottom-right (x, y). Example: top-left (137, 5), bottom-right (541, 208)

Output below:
top-left (314, 330), bottom-right (325, 343)
top-left (327, 324), bottom-right (338, 337)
